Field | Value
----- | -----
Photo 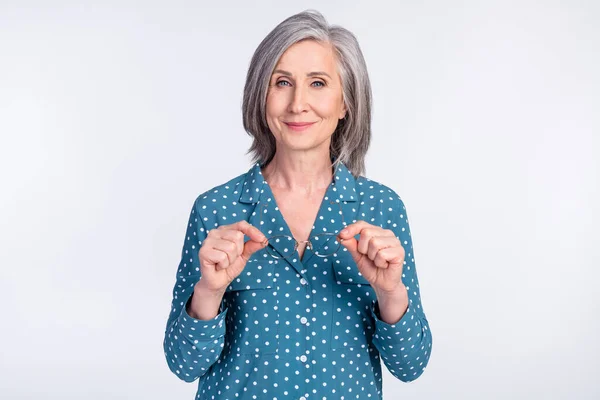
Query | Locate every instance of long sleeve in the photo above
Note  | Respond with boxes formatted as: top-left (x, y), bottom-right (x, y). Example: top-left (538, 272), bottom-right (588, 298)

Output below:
top-left (370, 195), bottom-right (433, 382)
top-left (163, 199), bottom-right (228, 382)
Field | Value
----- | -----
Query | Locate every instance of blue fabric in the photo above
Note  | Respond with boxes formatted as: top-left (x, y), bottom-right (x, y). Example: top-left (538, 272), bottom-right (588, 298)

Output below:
top-left (164, 162), bottom-right (432, 399)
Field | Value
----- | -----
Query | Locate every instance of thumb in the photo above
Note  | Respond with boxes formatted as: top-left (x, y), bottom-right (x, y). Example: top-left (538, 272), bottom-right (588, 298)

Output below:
top-left (241, 238), bottom-right (268, 261)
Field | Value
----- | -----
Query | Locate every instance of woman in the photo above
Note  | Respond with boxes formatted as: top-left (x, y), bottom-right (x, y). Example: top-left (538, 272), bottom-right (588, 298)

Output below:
top-left (163, 10), bottom-right (432, 399)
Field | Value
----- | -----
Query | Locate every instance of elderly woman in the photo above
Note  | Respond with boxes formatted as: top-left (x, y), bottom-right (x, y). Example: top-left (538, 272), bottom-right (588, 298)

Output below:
top-left (163, 10), bottom-right (432, 399)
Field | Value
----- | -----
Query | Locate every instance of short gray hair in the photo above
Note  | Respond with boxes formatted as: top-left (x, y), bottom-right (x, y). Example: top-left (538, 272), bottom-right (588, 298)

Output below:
top-left (242, 10), bottom-right (372, 177)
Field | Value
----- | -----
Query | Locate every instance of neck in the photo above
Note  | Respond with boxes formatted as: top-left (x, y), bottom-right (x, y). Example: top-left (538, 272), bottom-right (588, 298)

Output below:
top-left (261, 151), bottom-right (333, 194)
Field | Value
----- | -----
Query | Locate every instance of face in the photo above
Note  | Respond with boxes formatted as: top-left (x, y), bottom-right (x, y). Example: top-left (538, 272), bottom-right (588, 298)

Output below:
top-left (265, 40), bottom-right (346, 155)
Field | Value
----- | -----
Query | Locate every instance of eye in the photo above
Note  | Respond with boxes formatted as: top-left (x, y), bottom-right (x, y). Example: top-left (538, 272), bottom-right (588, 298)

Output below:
top-left (276, 80), bottom-right (291, 87)
top-left (312, 81), bottom-right (325, 87)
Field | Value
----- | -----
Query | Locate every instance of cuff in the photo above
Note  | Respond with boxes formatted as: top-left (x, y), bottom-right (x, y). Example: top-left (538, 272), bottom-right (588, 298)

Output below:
top-left (177, 294), bottom-right (228, 343)
top-left (370, 299), bottom-right (420, 345)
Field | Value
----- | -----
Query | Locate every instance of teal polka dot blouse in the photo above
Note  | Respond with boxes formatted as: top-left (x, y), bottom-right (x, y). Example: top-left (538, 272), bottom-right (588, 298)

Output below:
top-left (163, 162), bottom-right (432, 399)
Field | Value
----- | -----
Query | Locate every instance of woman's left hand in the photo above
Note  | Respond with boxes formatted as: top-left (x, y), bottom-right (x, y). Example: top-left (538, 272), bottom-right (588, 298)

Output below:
top-left (337, 221), bottom-right (406, 295)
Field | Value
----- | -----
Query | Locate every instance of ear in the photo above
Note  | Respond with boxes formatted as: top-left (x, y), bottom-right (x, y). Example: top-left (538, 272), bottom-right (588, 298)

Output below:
top-left (339, 104), bottom-right (347, 120)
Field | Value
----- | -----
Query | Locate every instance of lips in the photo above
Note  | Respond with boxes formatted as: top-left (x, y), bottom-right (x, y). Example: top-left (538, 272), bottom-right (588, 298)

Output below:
top-left (285, 122), bottom-right (315, 126)
top-left (284, 122), bottom-right (316, 132)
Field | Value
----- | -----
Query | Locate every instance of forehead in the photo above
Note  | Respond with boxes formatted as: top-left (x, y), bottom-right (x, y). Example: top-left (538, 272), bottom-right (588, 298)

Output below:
top-left (274, 40), bottom-right (338, 74)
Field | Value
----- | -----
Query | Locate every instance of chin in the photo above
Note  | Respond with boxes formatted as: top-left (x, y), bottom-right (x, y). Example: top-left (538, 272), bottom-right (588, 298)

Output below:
top-left (279, 135), bottom-right (330, 152)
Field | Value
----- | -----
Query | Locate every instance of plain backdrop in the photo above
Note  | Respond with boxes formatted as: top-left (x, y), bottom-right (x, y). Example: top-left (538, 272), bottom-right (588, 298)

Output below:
top-left (1, 1), bottom-right (598, 399)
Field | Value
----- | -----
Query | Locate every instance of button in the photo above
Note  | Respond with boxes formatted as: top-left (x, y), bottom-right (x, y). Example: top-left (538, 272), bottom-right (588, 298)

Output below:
top-left (300, 397), bottom-right (306, 400)
top-left (300, 278), bottom-right (307, 285)
top-left (300, 355), bottom-right (308, 363)
top-left (300, 316), bottom-right (308, 325)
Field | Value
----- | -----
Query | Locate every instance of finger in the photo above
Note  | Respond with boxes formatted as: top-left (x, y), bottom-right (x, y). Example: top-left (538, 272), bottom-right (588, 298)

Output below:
top-left (357, 227), bottom-right (382, 255)
top-left (367, 236), bottom-right (398, 261)
top-left (338, 220), bottom-right (372, 240)
top-left (200, 246), bottom-right (230, 270)
top-left (220, 229), bottom-right (245, 256)
top-left (374, 247), bottom-right (405, 268)
top-left (224, 220), bottom-right (267, 245)
top-left (211, 238), bottom-right (241, 268)
top-left (241, 237), bottom-right (268, 261)
top-left (373, 250), bottom-right (389, 268)
top-left (338, 236), bottom-right (362, 262)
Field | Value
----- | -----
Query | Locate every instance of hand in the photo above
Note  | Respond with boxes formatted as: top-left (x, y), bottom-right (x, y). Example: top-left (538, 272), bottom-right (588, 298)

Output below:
top-left (337, 221), bottom-right (406, 295)
top-left (197, 220), bottom-right (268, 294)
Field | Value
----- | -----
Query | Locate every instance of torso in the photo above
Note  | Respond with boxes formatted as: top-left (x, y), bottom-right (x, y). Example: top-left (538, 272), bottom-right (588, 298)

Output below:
top-left (270, 187), bottom-right (328, 261)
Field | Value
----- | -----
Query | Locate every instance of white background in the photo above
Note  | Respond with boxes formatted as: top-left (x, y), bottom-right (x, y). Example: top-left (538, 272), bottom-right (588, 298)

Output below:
top-left (1, 1), bottom-right (598, 399)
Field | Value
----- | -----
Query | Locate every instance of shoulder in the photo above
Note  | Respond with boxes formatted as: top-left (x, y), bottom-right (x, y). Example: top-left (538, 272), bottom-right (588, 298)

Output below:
top-left (191, 170), bottom-right (248, 217)
top-left (354, 175), bottom-right (407, 213)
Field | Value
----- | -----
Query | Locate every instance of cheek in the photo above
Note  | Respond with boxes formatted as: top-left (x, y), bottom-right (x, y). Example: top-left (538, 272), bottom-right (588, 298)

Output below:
top-left (314, 95), bottom-right (344, 118)
top-left (266, 92), bottom-right (288, 116)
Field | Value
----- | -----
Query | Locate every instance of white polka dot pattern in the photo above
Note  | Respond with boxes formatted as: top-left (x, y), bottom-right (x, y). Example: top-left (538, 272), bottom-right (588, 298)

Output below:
top-left (163, 162), bottom-right (433, 398)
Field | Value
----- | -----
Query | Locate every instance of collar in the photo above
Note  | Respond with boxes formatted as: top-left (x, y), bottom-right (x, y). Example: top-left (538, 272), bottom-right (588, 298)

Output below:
top-left (238, 161), bottom-right (358, 204)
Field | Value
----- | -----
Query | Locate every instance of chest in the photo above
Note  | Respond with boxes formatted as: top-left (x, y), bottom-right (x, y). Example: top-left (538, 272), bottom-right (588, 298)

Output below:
top-left (270, 188), bottom-right (327, 259)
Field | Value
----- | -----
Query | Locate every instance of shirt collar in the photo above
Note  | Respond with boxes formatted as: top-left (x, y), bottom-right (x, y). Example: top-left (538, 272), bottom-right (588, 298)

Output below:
top-left (238, 161), bottom-right (358, 204)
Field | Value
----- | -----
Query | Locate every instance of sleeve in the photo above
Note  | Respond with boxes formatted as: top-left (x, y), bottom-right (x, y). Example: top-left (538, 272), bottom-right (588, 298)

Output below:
top-left (163, 199), bottom-right (228, 383)
top-left (370, 195), bottom-right (433, 382)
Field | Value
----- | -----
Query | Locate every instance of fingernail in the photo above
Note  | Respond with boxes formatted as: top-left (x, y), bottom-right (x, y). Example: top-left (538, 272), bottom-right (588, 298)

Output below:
top-left (341, 229), bottom-right (348, 235)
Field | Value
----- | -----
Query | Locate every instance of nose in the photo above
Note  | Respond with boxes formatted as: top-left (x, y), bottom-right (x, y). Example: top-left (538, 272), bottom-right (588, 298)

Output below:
top-left (288, 85), bottom-right (309, 114)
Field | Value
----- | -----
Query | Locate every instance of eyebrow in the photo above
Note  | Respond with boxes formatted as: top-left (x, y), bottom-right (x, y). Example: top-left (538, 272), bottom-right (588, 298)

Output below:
top-left (272, 69), bottom-right (332, 79)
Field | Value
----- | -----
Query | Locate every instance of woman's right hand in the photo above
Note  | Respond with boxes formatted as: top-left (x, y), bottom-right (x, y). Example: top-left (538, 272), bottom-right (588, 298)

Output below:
top-left (196, 220), bottom-right (268, 294)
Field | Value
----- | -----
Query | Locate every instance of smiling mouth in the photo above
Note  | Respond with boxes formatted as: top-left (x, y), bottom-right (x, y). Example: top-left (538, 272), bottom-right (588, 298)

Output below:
top-left (284, 122), bottom-right (316, 131)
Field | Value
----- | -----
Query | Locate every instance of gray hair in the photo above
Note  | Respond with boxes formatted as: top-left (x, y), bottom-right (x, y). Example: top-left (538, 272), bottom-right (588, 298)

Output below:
top-left (242, 9), bottom-right (372, 177)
